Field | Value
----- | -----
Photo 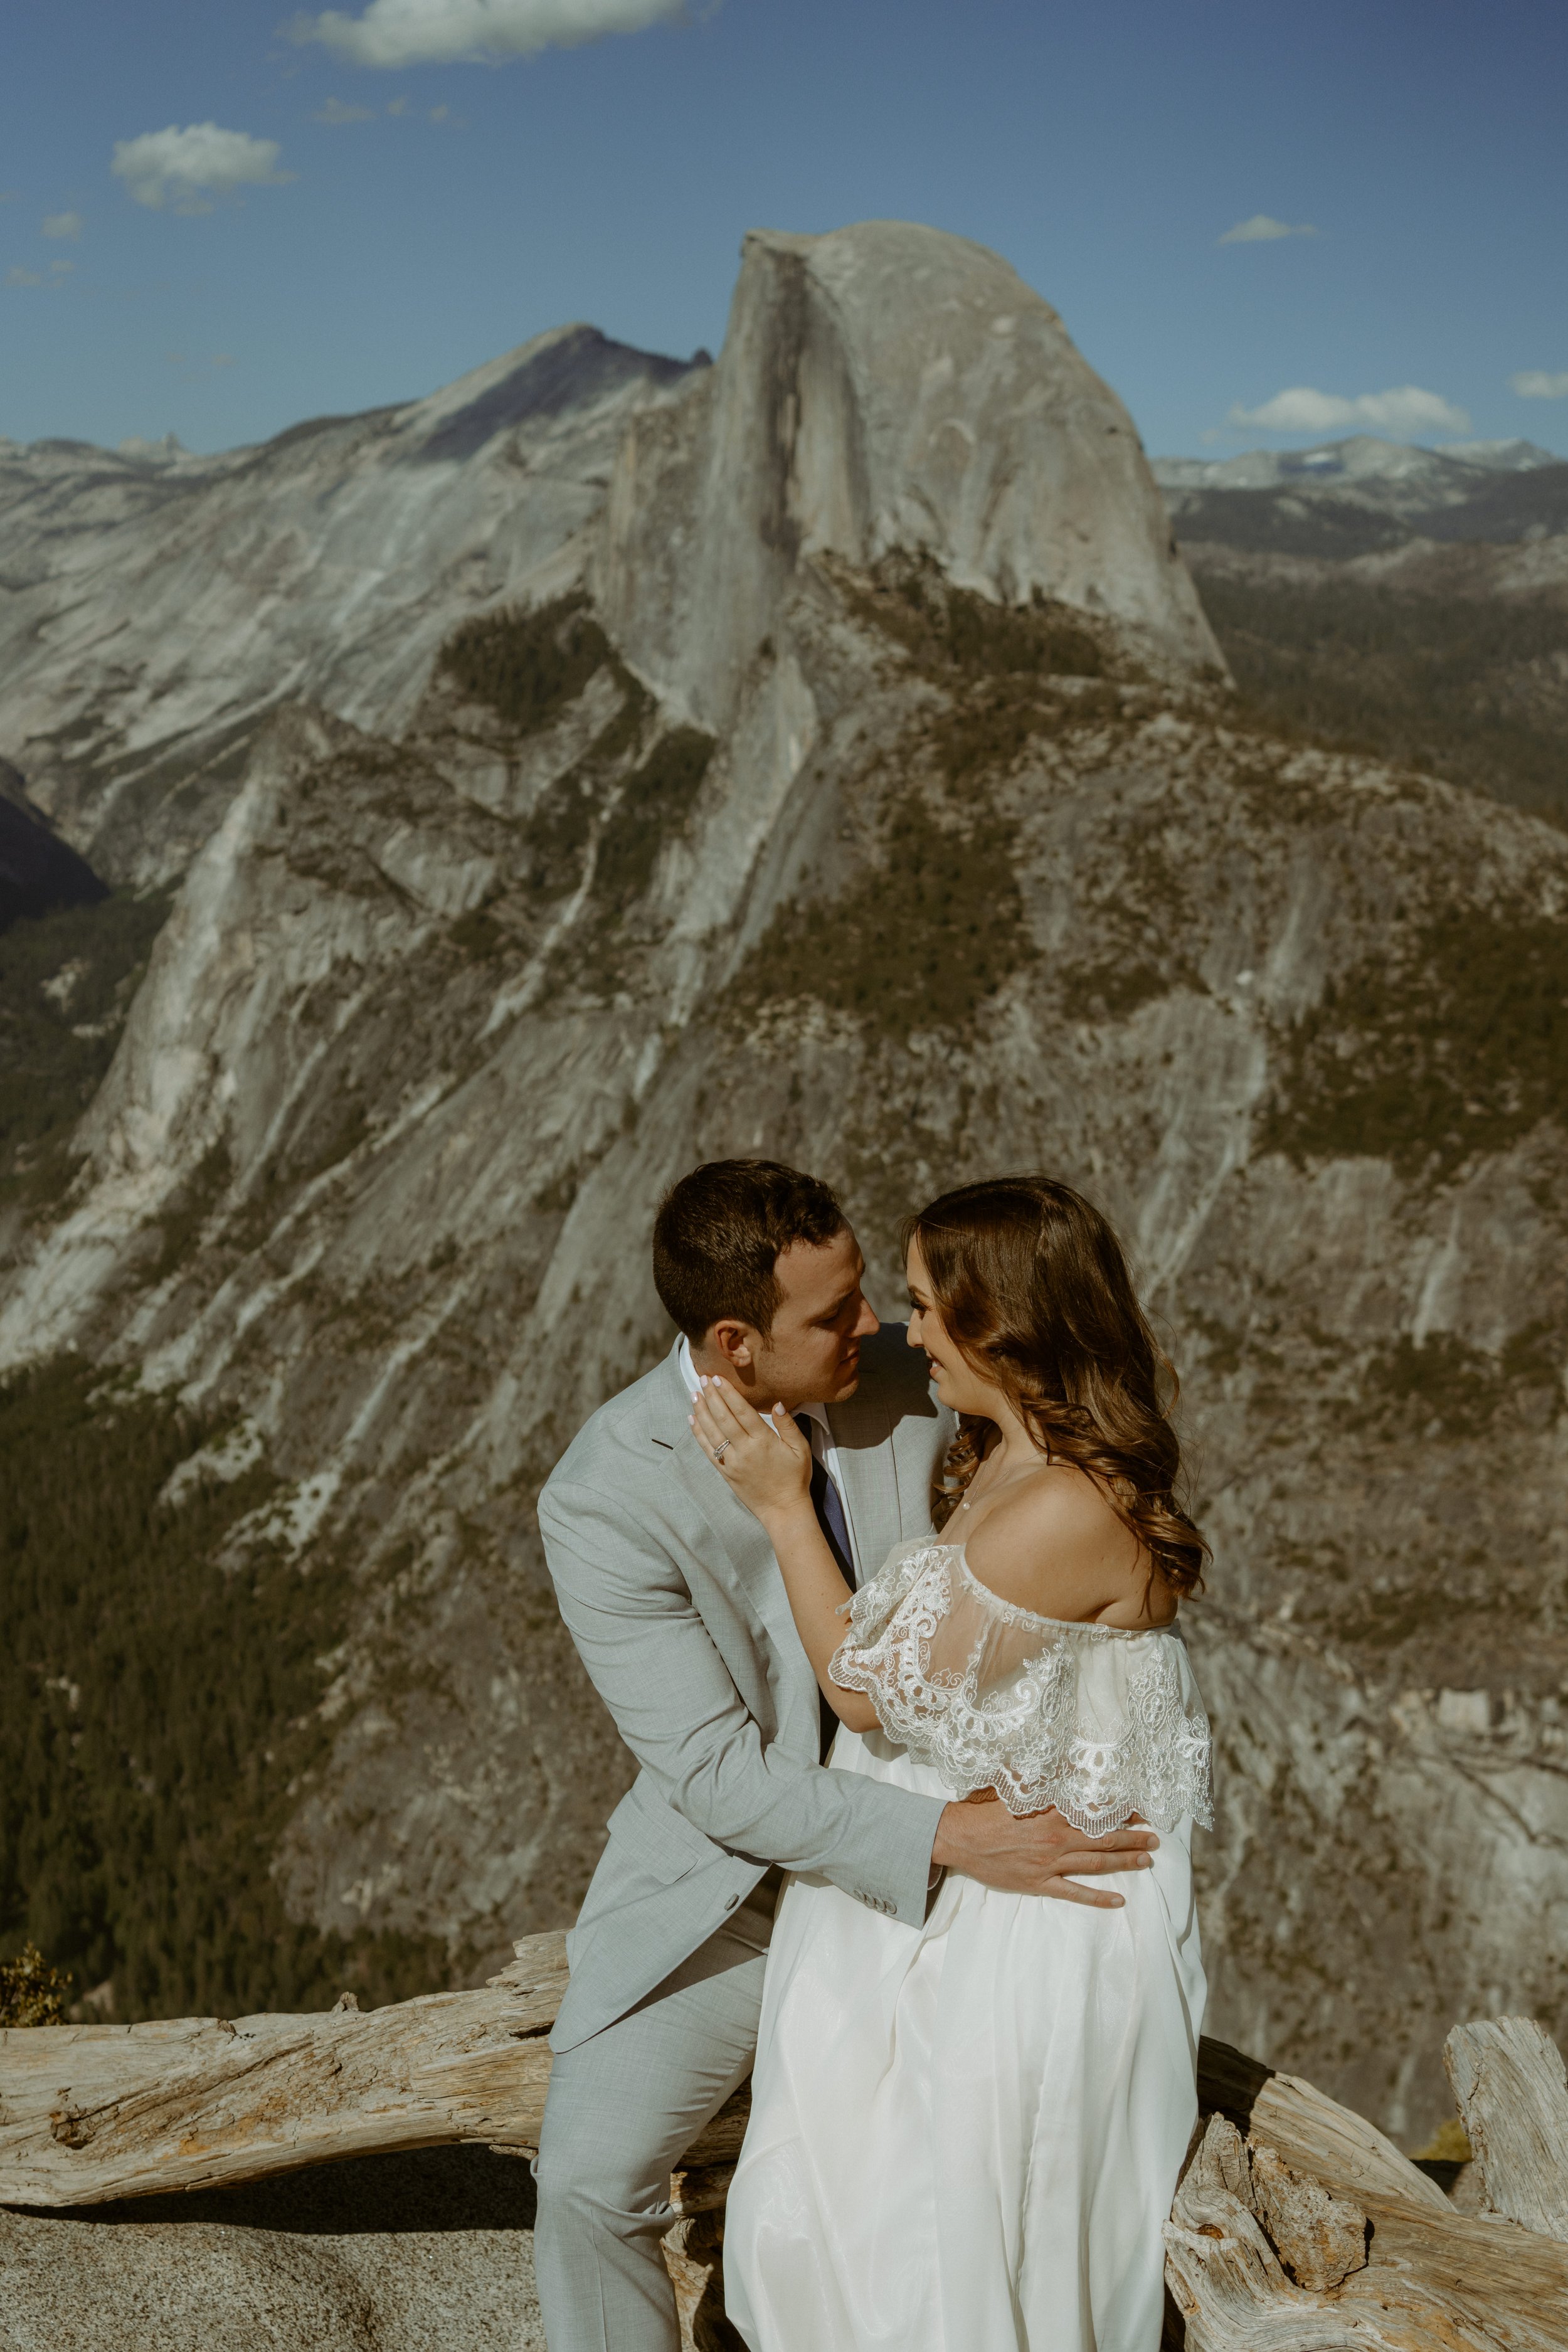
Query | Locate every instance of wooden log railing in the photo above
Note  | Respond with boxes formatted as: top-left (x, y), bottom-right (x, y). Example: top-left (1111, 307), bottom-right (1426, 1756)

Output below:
top-left (3, 1936), bottom-right (1567, 2350)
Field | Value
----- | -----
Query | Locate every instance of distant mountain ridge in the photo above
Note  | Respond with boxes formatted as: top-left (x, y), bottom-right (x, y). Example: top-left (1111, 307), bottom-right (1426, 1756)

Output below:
top-left (1153, 434), bottom-right (1559, 494)
top-left (1153, 433), bottom-right (1568, 560)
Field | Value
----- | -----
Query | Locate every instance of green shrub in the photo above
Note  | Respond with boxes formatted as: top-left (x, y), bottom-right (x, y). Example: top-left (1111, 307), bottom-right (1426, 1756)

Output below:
top-left (594, 728), bottom-right (716, 914)
top-left (843, 554), bottom-right (1111, 684)
top-left (522, 773), bottom-right (598, 898)
top-left (1194, 568), bottom-right (1568, 819)
top-left (448, 907), bottom-right (505, 960)
top-left (1359, 1333), bottom-right (1508, 1440)
top-left (438, 593), bottom-right (611, 736)
top-left (0, 889), bottom-right (170, 1210)
top-left (731, 797), bottom-right (1033, 1032)
top-left (0, 1941), bottom-right (72, 2025)
top-left (1259, 910), bottom-right (1568, 1184)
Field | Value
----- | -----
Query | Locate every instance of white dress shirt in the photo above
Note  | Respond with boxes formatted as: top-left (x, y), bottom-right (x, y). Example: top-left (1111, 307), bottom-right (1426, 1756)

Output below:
top-left (677, 1333), bottom-right (860, 1577)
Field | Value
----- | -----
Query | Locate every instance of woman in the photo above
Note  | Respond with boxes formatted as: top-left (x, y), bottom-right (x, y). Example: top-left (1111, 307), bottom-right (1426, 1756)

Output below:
top-left (689, 1175), bottom-right (1212, 2352)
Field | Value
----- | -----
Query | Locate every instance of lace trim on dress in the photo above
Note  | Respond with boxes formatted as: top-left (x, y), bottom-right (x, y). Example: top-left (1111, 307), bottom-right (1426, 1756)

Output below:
top-left (830, 1540), bottom-right (1213, 1835)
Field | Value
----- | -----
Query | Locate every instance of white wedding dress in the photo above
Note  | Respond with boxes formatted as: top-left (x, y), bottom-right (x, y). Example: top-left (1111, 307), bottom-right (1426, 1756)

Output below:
top-left (723, 1537), bottom-right (1212, 2352)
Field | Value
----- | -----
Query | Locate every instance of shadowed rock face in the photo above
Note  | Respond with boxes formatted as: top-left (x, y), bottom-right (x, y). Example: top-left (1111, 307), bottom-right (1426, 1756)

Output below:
top-left (0, 224), bottom-right (1564, 2145)
top-left (0, 761), bottom-right (107, 931)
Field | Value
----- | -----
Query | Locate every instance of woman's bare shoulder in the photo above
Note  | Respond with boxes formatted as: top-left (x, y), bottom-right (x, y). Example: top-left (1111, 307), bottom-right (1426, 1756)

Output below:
top-left (987, 1461), bottom-right (1127, 1547)
top-left (965, 1462), bottom-right (1147, 1616)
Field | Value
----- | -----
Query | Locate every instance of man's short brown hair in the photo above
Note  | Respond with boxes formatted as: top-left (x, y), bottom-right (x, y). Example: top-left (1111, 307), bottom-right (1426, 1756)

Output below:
top-left (653, 1160), bottom-right (846, 1342)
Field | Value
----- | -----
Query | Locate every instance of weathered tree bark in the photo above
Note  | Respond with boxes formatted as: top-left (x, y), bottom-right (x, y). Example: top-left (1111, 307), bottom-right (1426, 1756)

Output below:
top-left (1446, 2016), bottom-right (1568, 2245)
top-left (0, 1935), bottom-right (750, 2210)
top-left (1170, 2043), bottom-right (1568, 2352)
top-left (5, 1944), bottom-right (1567, 2351)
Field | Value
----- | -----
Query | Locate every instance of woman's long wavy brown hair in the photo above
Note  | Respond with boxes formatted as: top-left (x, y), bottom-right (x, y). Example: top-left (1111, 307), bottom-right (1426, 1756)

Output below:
top-left (904, 1175), bottom-right (1208, 1599)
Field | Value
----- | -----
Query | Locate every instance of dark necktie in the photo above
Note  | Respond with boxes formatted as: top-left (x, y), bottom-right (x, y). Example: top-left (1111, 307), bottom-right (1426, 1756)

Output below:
top-left (796, 1414), bottom-right (854, 1581)
top-left (797, 1414), bottom-right (853, 1761)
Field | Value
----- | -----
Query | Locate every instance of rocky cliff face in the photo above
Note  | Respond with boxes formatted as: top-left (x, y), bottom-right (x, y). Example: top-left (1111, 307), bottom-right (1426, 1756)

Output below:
top-left (1, 222), bottom-right (1564, 2144)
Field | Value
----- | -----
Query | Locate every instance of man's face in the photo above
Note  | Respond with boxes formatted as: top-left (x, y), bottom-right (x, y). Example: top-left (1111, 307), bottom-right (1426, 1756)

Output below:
top-left (699, 1225), bottom-right (880, 1410)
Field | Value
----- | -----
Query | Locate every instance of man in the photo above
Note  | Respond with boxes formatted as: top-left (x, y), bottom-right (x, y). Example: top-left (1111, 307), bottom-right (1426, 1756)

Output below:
top-left (534, 1160), bottom-right (1158, 2351)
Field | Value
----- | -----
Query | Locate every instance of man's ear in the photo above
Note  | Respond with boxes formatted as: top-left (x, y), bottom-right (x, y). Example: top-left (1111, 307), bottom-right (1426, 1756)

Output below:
top-left (709, 1318), bottom-right (757, 1375)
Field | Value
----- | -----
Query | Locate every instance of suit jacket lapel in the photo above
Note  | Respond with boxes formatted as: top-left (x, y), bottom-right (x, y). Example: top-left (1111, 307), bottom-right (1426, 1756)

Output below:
top-left (824, 1390), bottom-right (901, 1582)
top-left (668, 1419), bottom-right (815, 1715)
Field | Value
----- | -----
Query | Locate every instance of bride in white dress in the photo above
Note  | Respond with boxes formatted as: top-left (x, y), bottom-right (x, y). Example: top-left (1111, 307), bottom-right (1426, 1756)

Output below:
top-left (689, 1175), bottom-right (1212, 2352)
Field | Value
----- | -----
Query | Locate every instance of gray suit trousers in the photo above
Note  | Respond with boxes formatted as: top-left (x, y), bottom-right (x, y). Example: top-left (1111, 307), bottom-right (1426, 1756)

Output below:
top-left (533, 1887), bottom-right (775, 2352)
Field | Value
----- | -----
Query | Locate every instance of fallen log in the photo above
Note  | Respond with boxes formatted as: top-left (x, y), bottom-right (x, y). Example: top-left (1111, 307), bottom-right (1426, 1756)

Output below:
top-left (0, 1944), bottom-right (1435, 2218)
top-left (0, 1932), bottom-right (746, 2208)
top-left (4, 1941), bottom-right (1567, 2351)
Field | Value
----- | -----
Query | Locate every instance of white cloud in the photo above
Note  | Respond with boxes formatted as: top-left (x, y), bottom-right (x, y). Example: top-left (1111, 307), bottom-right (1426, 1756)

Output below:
top-left (42, 210), bottom-right (83, 240)
top-left (1227, 383), bottom-right (1471, 438)
top-left (1510, 369), bottom-right (1568, 400)
top-left (1219, 214), bottom-right (1318, 245)
top-left (286, 0), bottom-right (692, 69)
top-left (111, 124), bottom-right (294, 215)
top-left (167, 348), bottom-right (240, 378)
top-left (50, 258), bottom-right (75, 275)
top-left (313, 96), bottom-right (376, 122)
top-left (5, 265), bottom-right (42, 287)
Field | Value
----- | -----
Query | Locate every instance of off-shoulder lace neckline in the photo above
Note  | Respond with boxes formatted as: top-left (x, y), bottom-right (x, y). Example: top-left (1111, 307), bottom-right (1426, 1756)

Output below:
top-left (918, 1539), bottom-right (1180, 1641)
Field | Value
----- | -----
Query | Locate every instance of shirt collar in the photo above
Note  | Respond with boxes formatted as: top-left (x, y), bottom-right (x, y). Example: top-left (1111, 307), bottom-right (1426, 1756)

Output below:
top-left (676, 1334), bottom-right (829, 1428)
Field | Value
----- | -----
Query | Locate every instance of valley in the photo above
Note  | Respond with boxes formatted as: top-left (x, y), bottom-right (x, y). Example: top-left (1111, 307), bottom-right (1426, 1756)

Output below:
top-left (1156, 438), bottom-right (1568, 817)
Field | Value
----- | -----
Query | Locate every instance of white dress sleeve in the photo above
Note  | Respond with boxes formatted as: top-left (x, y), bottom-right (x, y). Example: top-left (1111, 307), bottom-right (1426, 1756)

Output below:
top-left (830, 1540), bottom-right (1213, 1834)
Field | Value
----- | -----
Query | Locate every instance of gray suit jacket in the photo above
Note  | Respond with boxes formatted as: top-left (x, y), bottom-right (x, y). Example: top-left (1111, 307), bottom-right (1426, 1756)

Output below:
top-left (538, 1325), bottom-right (956, 2052)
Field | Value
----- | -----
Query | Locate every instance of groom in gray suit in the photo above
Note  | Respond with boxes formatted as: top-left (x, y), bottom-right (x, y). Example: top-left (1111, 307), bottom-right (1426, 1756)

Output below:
top-left (534, 1160), bottom-right (1158, 2351)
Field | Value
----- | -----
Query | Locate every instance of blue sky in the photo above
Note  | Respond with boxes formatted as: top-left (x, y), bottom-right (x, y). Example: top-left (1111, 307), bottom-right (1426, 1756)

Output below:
top-left (3, 0), bottom-right (1565, 460)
